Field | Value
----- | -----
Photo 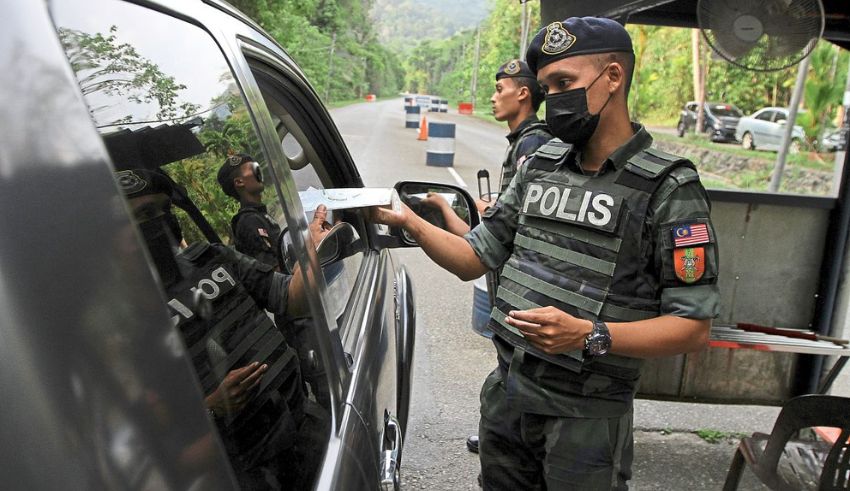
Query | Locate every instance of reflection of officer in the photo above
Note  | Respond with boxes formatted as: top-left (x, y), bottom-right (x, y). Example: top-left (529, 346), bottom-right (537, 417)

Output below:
top-left (218, 154), bottom-right (282, 269)
top-left (370, 17), bottom-right (719, 489)
top-left (117, 168), bottom-right (324, 490)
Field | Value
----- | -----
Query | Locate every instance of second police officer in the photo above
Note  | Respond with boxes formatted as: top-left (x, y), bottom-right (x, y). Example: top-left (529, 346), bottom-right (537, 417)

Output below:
top-left (468, 58), bottom-right (553, 454)
top-left (370, 17), bottom-right (719, 489)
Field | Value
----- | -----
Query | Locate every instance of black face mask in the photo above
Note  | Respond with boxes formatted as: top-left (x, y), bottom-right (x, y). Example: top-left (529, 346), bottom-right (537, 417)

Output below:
top-left (545, 66), bottom-right (612, 147)
top-left (138, 215), bottom-right (181, 286)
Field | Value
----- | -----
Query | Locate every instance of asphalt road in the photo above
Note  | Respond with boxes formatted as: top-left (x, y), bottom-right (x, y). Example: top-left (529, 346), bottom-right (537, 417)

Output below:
top-left (329, 98), bottom-right (780, 490)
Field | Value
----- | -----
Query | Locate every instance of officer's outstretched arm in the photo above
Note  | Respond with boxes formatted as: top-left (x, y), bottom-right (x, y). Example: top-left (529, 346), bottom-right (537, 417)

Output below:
top-left (369, 203), bottom-right (487, 281)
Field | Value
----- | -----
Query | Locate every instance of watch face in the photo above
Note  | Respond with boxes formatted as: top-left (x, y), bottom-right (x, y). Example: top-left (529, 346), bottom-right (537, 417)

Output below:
top-left (587, 335), bottom-right (610, 355)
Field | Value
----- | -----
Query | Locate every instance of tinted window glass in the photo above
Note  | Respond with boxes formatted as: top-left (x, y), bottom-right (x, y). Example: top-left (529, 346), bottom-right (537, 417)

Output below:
top-left (52, 1), bottom-right (328, 488)
top-left (250, 63), bottom-right (366, 350)
top-left (710, 104), bottom-right (742, 118)
top-left (756, 110), bottom-right (775, 121)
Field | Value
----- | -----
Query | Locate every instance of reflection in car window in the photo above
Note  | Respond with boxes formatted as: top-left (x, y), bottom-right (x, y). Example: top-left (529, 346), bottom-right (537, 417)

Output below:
top-left (52, 0), bottom-right (328, 488)
top-left (250, 63), bottom-right (366, 349)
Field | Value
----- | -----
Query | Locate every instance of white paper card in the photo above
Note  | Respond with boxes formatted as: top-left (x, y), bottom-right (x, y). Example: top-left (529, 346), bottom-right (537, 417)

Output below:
top-left (299, 187), bottom-right (401, 213)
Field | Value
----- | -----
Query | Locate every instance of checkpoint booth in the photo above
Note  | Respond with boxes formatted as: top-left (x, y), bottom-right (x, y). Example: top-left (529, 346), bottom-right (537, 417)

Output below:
top-left (540, 0), bottom-right (850, 405)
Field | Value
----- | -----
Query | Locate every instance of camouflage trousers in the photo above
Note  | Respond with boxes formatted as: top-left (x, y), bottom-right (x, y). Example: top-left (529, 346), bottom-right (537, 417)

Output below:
top-left (478, 369), bottom-right (633, 490)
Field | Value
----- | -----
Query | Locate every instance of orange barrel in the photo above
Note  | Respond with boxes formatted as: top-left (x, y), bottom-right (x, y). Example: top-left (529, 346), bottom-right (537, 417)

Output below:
top-left (458, 102), bottom-right (473, 114)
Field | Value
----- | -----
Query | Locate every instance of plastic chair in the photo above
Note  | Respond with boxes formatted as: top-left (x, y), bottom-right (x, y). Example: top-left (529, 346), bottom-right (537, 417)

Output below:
top-left (723, 395), bottom-right (850, 490)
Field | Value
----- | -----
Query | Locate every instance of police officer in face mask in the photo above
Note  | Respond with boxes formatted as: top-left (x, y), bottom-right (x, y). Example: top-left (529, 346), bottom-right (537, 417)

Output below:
top-left (117, 168), bottom-right (327, 489)
top-left (369, 17), bottom-right (719, 489)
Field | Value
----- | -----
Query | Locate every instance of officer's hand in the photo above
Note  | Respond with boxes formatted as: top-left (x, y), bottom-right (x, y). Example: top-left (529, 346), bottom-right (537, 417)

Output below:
top-left (421, 192), bottom-right (449, 210)
top-left (309, 204), bottom-right (332, 247)
top-left (505, 306), bottom-right (593, 355)
top-left (205, 362), bottom-right (267, 418)
top-left (367, 202), bottom-right (412, 228)
top-left (474, 198), bottom-right (491, 215)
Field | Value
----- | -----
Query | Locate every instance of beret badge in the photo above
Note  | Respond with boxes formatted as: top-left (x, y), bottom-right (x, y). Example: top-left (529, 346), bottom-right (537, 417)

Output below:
top-left (542, 22), bottom-right (576, 55)
top-left (116, 170), bottom-right (146, 195)
top-left (504, 60), bottom-right (521, 75)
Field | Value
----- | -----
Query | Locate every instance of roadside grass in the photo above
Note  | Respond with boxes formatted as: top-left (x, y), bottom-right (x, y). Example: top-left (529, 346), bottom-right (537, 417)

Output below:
top-left (653, 131), bottom-right (835, 173)
top-left (694, 429), bottom-right (749, 444)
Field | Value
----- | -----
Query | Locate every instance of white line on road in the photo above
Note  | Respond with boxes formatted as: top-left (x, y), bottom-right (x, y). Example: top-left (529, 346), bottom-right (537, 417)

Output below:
top-left (447, 167), bottom-right (467, 188)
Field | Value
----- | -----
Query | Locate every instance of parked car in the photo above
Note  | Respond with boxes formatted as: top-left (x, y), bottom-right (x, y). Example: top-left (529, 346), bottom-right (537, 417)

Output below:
top-left (676, 101), bottom-right (743, 142)
top-left (822, 127), bottom-right (849, 152)
top-left (2, 1), bottom-right (476, 489)
top-left (735, 107), bottom-right (806, 153)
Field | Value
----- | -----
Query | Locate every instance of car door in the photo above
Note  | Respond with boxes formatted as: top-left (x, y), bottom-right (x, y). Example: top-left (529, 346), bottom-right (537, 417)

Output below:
top-left (769, 110), bottom-right (790, 150)
top-left (5, 2), bottom-right (238, 488)
top-left (752, 110), bottom-right (776, 148)
top-left (49, 0), bottom-right (353, 488)
top-left (220, 26), bottom-right (410, 488)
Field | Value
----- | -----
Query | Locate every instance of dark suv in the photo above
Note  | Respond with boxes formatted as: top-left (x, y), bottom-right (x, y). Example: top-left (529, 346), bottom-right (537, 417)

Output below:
top-left (676, 101), bottom-right (743, 142)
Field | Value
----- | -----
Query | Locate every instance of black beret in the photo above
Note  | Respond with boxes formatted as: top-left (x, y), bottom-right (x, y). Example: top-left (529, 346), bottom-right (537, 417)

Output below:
top-left (116, 169), bottom-right (173, 198)
top-left (217, 153), bottom-right (255, 199)
top-left (526, 17), bottom-right (633, 74)
top-left (495, 59), bottom-right (536, 81)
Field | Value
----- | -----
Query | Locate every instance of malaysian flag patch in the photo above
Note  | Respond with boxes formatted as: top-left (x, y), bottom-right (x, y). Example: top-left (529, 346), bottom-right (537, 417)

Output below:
top-left (672, 223), bottom-right (709, 247)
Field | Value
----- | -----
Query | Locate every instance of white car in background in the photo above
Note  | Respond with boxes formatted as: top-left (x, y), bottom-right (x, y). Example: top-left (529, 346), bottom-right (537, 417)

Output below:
top-left (735, 107), bottom-right (806, 153)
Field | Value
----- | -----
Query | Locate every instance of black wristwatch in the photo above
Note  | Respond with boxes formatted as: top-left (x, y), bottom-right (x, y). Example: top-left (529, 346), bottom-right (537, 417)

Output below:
top-left (584, 320), bottom-right (611, 356)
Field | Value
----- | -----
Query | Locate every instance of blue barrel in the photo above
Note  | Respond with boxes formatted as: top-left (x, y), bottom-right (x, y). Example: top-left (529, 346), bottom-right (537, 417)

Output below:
top-left (440, 99), bottom-right (448, 113)
top-left (471, 278), bottom-right (493, 338)
top-left (430, 98), bottom-right (440, 112)
top-left (405, 105), bottom-right (420, 129)
top-left (426, 122), bottom-right (455, 166)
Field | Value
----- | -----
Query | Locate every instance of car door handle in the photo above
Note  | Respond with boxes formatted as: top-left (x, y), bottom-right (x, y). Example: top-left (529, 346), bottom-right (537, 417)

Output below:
top-left (380, 415), bottom-right (402, 491)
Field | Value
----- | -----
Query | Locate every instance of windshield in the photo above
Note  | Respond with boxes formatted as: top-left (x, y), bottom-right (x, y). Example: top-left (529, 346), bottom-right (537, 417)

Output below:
top-left (708, 104), bottom-right (742, 118)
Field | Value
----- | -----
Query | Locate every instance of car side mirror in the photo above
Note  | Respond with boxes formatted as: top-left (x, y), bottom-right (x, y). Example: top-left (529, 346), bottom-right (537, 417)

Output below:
top-left (277, 222), bottom-right (362, 275)
top-left (382, 181), bottom-right (480, 248)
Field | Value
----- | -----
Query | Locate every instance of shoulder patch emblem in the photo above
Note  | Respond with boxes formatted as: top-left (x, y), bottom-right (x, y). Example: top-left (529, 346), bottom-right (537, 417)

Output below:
top-left (672, 223), bottom-right (710, 247)
top-left (504, 59), bottom-right (521, 75)
top-left (542, 22), bottom-right (576, 55)
top-left (116, 170), bottom-right (146, 195)
top-left (674, 247), bottom-right (705, 283)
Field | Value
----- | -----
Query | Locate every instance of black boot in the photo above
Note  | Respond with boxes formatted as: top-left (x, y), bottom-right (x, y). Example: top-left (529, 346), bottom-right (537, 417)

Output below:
top-left (466, 435), bottom-right (479, 454)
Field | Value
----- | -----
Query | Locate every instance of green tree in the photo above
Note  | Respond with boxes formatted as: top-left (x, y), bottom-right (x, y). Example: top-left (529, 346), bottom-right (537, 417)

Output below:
top-left (59, 26), bottom-right (199, 126)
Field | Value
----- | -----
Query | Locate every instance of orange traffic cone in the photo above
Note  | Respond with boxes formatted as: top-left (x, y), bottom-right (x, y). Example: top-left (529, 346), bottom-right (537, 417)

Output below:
top-left (417, 115), bottom-right (428, 140)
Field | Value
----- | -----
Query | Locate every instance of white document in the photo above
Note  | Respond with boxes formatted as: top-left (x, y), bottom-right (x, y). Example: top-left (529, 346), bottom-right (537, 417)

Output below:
top-left (299, 187), bottom-right (401, 213)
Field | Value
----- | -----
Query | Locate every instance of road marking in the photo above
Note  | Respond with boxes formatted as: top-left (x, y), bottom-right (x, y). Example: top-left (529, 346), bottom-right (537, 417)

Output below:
top-left (447, 167), bottom-right (467, 188)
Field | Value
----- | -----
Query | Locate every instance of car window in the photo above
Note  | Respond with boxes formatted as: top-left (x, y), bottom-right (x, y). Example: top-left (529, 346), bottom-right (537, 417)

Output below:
top-left (248, 59), bottom-right (367, 352)
top-left (710, 104), bottom-right (742, 118)
top-left (686, 103), bottom-right (698, 112)
top-left (774, 112), bottom-right (788, 123)
top-left (755, 110), bottom-right (775, 122)
top-left (51, 1), bottom-right (328, 487)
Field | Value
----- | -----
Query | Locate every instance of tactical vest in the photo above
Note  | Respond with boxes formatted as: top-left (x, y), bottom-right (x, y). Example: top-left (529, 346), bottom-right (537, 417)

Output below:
top-left (168, 243), bottom-right (302, 469)
top-left (500, 121), bottom-right (551, 193)
top-left (231, 206), bottom-right (281, 249)
top-left (488, 140), bottom-right (695, 382)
